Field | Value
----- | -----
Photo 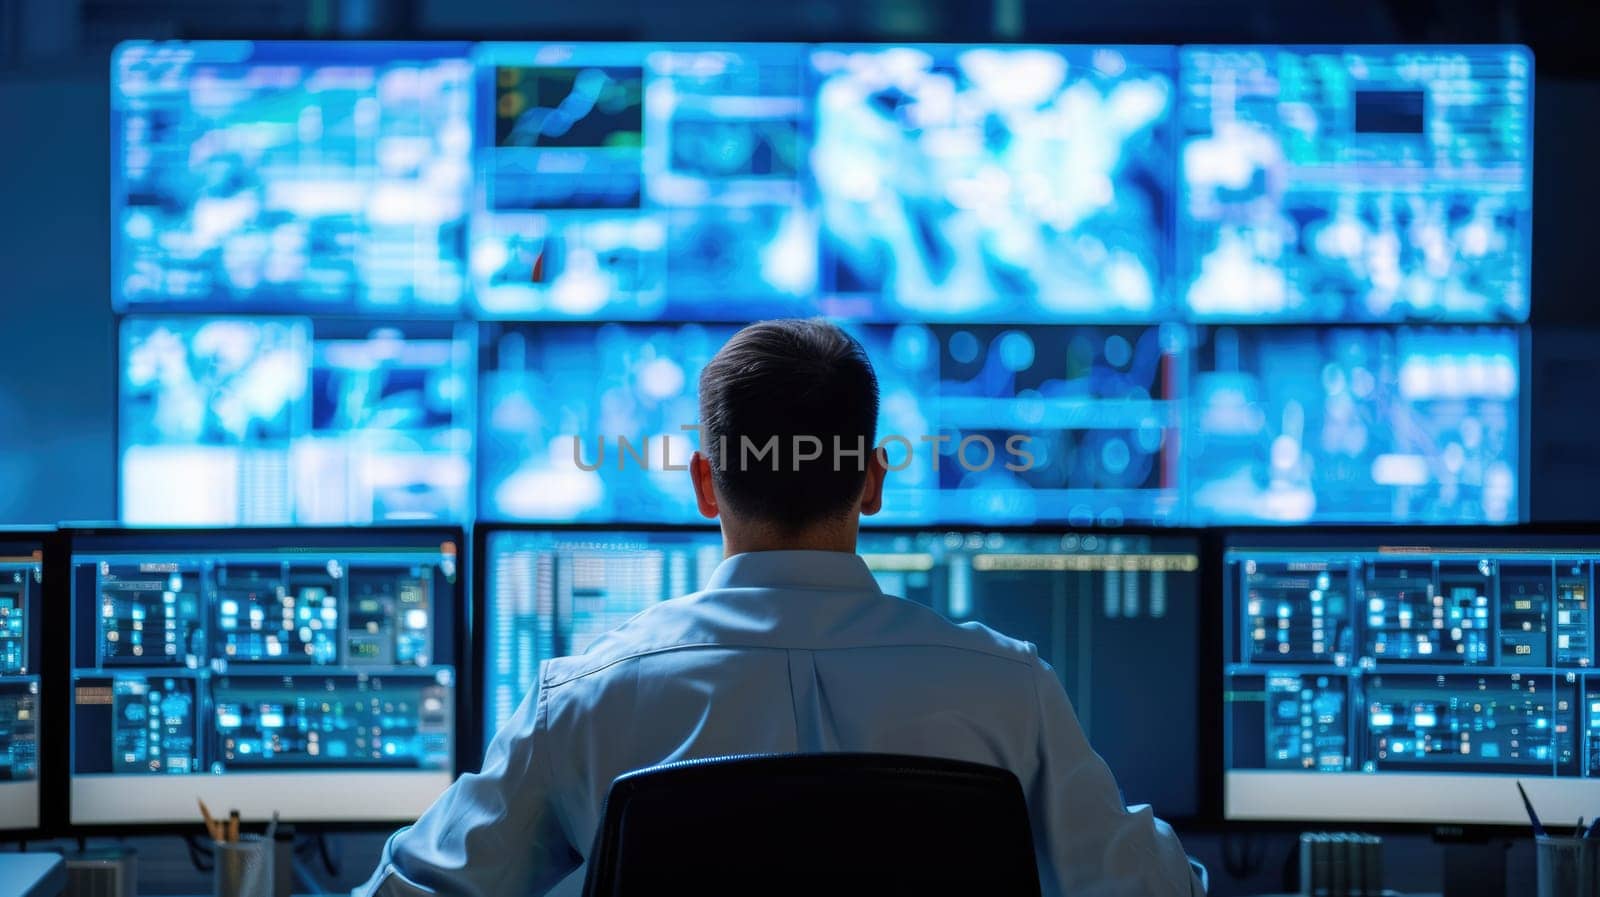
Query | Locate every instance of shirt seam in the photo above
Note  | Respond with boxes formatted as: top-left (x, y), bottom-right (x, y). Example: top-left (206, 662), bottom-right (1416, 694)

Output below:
top-left (535, 675), bottom-right (580, 864)
top-left (543, 640), bottom-right (1037, 688)
top-left (784, 648), bottom-right (802, 751)
top-left (702, 581), bottom-right (885, 594)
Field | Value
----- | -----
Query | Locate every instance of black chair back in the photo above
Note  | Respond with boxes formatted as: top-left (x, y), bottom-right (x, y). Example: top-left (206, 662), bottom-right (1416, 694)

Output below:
top-left (581, 752), bottom-right (1042, 896)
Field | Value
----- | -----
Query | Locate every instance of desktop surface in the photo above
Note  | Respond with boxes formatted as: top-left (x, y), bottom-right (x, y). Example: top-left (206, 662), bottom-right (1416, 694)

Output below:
top-left (1223, 529), bottom-right (1600, 825)
top-left (65, 527), bottom-right (463, 826)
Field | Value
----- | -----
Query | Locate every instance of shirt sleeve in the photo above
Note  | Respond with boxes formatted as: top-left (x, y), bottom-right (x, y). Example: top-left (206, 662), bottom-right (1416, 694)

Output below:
top-left (355, 679), bottom-right (582, 897)
top-left (1028, 659), bottom-right (1204, 897)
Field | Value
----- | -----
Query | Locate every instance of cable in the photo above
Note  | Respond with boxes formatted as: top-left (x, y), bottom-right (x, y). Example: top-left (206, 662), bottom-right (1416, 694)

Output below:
top-left (293, 855), bottom-right (331, 897)
top-left (1221, 830), bottom-right (1268, 880)
top-left (316, 832), bottom-right (341, 878)
top-left (183, 834), bottom-right (215, 873)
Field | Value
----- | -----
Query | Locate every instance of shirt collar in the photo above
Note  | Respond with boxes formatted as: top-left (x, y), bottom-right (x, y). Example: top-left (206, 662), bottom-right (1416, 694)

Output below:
top-left (705, 550), bottom-right (884, 594)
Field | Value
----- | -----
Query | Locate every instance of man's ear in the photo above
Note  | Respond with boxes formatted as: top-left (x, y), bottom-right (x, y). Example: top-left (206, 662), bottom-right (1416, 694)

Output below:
top-left (859, 446), bottom-right (888, 516)
top-left (690, 451), bottom-right (720, 520)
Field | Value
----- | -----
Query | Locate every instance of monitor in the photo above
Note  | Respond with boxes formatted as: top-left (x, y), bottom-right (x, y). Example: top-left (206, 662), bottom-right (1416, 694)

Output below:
top-left (470, 43), bottom-right (817, 320)
top-left (1222, 529), bottom-right (1600, 825)
top-left (857, 528), bottom-right (1202, 819)
top-left (1188, 325), bottom-right (1521, 524)
top-left (475, 525), bottom-right (1201, 819)
top-left (112, 41), bottom-right (474, 314)
top-left (65, 527), bottom-right (464, 826)
top-left (811, 45), bottom-right (1177, 322)
top-left (476, 526), bottom-right (723, 742)
top-left (0, 532), bottom-right (45, 833)
top-left (1178, 46), bottom-right (1532, 322)
top-left (478, 322), bottom-right (1186, 526)
top-left (120, 317), bottom-right (474, 526)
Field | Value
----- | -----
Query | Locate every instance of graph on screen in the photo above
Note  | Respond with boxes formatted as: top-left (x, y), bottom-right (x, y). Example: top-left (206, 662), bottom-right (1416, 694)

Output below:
top-left (470, 43), bottom-right (817, 320)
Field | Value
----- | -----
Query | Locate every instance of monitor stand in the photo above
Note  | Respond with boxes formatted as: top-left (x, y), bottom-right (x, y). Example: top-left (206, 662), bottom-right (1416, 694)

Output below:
top-left (1435, 827), bottom-right (1508, 897)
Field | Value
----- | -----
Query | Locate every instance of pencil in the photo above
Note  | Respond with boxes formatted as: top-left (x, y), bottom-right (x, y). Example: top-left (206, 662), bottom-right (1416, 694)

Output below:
top-left (198, 799), bottom-right (222, 842)
top-left (227, 810), bottom-right (240, 843)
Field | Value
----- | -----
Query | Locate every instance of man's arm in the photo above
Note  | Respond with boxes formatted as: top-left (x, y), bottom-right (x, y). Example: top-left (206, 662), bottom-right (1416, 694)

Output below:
top-left (1029, 660), bottom-right (1203, 896)
top-left (356, 681), bottom-right (581, 897)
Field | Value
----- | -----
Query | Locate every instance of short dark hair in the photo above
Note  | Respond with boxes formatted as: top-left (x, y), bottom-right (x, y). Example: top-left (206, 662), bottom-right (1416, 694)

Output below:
top-left (698, 319), bottom-right (879, 530)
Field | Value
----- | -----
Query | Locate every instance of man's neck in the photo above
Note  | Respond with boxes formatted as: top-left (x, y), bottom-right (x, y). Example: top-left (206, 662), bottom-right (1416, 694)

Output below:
top-left (721, 518), bottom-right (858, 558)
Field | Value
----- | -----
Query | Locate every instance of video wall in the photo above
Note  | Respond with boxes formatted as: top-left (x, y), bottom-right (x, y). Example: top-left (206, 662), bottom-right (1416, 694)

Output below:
top-left (112, 41), bottom-right (1533, 527)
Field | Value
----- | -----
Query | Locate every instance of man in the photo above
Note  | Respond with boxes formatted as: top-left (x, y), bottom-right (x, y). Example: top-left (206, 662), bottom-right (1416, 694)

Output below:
top-left (359, 319), bottom-right (1201, 896)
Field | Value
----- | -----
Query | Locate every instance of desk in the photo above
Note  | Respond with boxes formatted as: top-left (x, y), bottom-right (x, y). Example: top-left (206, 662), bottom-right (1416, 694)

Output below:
top-left (0, 854), bottom-right (66, 897)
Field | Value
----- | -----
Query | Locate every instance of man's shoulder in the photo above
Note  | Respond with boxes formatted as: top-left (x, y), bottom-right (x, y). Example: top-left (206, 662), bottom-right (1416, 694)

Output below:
top-left (540, 587), bottom-right (1043, 690)
top-left (540, 592), bottom-right (716, 688)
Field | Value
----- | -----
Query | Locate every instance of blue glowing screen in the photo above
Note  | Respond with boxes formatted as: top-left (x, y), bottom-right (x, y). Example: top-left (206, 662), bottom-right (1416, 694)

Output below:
top-left (469, 43), bottom-right (817, 320)
top-left (111, 41), bottom-right (1534, 325)
top-left (120, 317), bottom-right (474, 525)
top-left (479, 526), bottom-right (1201, 817)
top-left (108, 42), bottom-right (1533, 529)
top-left (113, 42), bottom-right (474, 314)
top-left (1223, 531), bottom-right (1600, 824)
top-left (1177, 46), bottom-right (1532, 322)
top-left (480, 528), bottom-right (724, 738)
top-left (67, 528), bottom-right (462, 824)
top-left (478, 322), bottom-right (1185, 526)
top-left (1189, 326), bottom-right (1520, 523)
top-left (0, 536), bottom-right (43, 832)
top-left (812, 45), bottom-right (1177, 321)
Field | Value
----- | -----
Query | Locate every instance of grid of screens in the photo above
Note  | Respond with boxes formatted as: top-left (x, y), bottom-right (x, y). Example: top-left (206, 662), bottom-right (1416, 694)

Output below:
top-left (118, 318), bottom-right (1524, 527)
top-left (0, 536), bottom-right (43, 832)
top-left (113, 42), bottom-right (1532, 323)
top-left (112, 41), bottom-right (1532, 529)
top-left (67, 528), bottom-right (462, 825)
top-left (478, 322), bottom-right (1189, 526)
top-left (1223, 530), bottom-right (1600, 825)
top-left (481, 526), bottom-right (1202, 818)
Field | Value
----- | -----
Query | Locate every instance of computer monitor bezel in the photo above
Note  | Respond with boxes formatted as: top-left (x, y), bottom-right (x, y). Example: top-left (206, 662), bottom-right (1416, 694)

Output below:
top-left (1211, 523), bottom-right (1600, 834)
top-left (470, 521), bottom-right (1219, 824)
top-left (53, 523), bottom-right (471, 835)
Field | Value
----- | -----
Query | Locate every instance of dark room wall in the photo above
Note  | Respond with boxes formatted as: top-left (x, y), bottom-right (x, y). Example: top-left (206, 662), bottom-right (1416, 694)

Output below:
top-left (0, 70), bottom-right (114, 524)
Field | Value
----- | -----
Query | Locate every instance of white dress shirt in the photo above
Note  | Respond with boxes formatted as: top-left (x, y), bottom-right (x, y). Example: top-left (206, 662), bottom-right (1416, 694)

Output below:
top-left (359, 549), bottom-right (1202, 897)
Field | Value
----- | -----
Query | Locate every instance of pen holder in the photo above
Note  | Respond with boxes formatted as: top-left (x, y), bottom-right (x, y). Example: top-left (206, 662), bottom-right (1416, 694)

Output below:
top-left (214, 835), bottom-right (274, 897)
top-left (1538, 836), bottom-right (1600, 897)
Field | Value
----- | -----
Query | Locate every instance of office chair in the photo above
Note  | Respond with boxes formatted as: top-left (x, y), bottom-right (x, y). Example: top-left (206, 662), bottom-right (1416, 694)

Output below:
top-left (581, 752), bottom-right (1042, 897)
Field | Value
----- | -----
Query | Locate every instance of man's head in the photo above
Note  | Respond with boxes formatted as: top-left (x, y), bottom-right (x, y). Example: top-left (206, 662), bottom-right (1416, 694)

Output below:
top-left (691, 319), bottom-right (886, 551)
